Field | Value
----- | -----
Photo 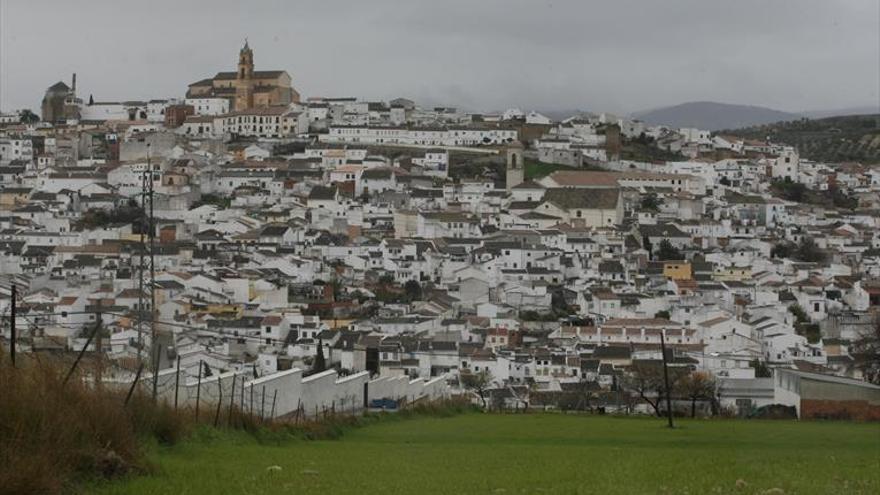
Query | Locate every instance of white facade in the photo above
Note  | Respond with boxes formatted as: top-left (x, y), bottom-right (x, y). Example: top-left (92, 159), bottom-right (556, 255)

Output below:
top-left (185, 97), bottom-right (230, 116)
top-left (321, 126), bottom-right (517, 147)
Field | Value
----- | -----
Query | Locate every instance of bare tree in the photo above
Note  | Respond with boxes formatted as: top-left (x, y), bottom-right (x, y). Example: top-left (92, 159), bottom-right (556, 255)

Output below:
top-left (679, 371), bottom-right (717, 418)
top-left (573, 379), bottom-right (600, 412)
top-left (623, 361), bottom-right (684, 417)
top-left (851, 317), bottom-right (880, 385)
top-left (460, 369), bottom-right (492, 408)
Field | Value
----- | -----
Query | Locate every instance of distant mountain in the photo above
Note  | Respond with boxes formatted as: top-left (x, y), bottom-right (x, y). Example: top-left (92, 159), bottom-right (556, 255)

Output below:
top-left (631, 101), bottom-right (800, 131)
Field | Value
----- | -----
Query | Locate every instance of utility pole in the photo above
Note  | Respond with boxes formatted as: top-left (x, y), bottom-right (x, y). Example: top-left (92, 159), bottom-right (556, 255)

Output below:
top-left (148, 143), bottom-right (159, 402)
top-left (10, 284), bottom-right (16, 367)
top-left (136, 167), bottom-right (147, 369)
top-left (660, 330), bottom-right (674, 429)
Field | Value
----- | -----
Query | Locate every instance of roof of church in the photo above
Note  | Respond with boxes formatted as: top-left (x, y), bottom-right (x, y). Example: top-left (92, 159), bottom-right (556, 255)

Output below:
top-left (188, 78), bottom-right (214, 87)
top-left (213, 70), bottom-right (288, 80)
top-left (47, 81), bottom-right (70, 92)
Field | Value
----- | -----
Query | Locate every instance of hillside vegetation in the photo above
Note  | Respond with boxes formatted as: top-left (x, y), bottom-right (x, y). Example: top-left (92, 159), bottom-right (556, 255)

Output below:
top-left (93, 414), bottom-right (879, 495)
top-left (727, 114), bottom-right (880, 164)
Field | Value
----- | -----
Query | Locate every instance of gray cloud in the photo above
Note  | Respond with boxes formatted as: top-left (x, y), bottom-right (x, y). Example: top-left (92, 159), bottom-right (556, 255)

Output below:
top-left (0, 0), bottom-right (877, 115)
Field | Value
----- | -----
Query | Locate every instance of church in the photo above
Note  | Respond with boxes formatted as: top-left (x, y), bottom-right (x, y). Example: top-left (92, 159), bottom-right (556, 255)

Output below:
top-left (186, 41), bottom-right (300, 111)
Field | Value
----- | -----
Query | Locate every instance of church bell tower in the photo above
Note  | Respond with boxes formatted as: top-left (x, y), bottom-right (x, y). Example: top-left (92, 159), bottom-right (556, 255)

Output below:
top-left (235, 39), bottom-right (255, 110)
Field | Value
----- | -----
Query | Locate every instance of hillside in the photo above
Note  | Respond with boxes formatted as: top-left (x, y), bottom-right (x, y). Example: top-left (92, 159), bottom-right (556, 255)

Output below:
top-left (632, 101), bottom-right (799, 131)
top-left (726, 114), bottom-right (880, 164)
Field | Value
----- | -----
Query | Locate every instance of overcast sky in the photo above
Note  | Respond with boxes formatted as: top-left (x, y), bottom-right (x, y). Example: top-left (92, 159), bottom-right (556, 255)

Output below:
top-left (1, 0), bottom-right (878, 115)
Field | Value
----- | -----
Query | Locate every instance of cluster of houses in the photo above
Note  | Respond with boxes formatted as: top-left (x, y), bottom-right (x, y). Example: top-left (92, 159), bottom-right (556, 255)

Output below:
top-left (1, 68), bottom-right (880, 420)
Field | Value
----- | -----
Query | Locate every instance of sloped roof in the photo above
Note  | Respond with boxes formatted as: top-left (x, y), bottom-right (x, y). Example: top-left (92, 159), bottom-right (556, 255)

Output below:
top-left (541, 188), bottom-right (619, 210)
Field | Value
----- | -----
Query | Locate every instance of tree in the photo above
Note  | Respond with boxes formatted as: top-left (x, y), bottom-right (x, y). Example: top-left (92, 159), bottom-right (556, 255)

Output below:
top-left (788, 304), bottom-right (809, 324)
top-left (403, 280), bottom-right (422, 302)
top-left (656, 239), bottom-right (683, 261)
top-left (623, 361), bottom-right (682, 417)
top-left (460, 369), bottom-right (492, 408)
top-left (771, 242), bottom-right (794, 259)
top-left (640, 193), bottom-right (662, 212)
top-left (750, 359), bottom-right (772, 378)
top-left (654, 310), bottom-right (671, 320)
top-left (679, 371), bottom-right (717, 418)
top-left (572, 379), bottom-right (600, 412)
top-left (850, 317), bottom-right (880, 385)
top-left (772, 180), bottom-right (807, 202)
top-left (794, 237), bottom-right (826, 263)
top-left (313, 338), bottom-right (326, 374)
top-left (18, 109), bottom-right (39, 124)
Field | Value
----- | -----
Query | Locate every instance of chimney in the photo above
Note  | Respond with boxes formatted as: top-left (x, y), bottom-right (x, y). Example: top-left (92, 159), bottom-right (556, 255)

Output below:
top-left (71, 73), bottom-right (77, 94)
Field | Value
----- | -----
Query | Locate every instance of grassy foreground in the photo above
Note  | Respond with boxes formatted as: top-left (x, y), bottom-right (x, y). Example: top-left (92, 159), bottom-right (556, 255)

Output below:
top-left (92, 414), bottom-right (879, 495)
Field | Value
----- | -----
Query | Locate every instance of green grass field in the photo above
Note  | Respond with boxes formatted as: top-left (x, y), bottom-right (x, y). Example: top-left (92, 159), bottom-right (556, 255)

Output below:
top-left (524, 159), bottom-right (577, 179)
top-left (92, 414), bottom-right (879, 495)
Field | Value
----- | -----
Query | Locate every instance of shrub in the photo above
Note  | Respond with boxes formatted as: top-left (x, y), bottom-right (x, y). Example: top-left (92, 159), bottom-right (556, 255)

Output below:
top-left (0, 354), bottom-right (142, 494)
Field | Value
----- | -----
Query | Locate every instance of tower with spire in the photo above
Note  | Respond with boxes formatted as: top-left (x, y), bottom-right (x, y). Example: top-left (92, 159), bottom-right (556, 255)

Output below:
top-left (235, 39), bottom-right (255, 110)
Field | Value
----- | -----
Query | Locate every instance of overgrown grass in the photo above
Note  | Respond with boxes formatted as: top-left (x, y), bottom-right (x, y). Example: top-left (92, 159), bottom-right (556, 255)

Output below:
top-left (0, 353), bottom-right (194, 495)
top-left (0, 349), bottom-right (474, 494)
top-left (91, 413), bottom-right (879, 495)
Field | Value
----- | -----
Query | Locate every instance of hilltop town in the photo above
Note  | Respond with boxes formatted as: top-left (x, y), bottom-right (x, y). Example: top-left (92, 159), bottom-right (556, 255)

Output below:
top-left (1, 42), bottom-right (879, 420)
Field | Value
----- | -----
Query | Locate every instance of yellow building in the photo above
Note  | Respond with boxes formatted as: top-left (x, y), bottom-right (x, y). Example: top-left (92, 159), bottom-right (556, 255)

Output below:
top-left (662, 261), bottom-right (692, 281)
top-left (0, 188), bottom-right (31, 210)
top-left (713, 266), bottom-right (752, 282)
top-left (187, 41), bottom-right (300, 111)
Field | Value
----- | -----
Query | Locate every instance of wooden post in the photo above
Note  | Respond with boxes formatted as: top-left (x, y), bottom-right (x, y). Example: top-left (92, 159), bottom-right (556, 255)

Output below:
top-left (260, 386), bottom-right (266, 421)
top-left (228, 374), bottom-right (237, 427)
top-left (152, 342), bottom-right (162, 402)
top-left (63, 322), bottom-right (98, 385)
top-left (250, 383), bottom-right (255, 415)
top-left (240, 378), bottom-right (245, 416)
top-left (660, 331), bottom-right (675, 429)
top-left (195, 360), bottom-right (203, 421)
top-left (270, 390), bottom-right (277, 420)
top-left (213, 376), bottom-right (223, 427)
top-left (173, 356), bottom-right (181, 410)
top-left (124, 363), bottom-right (144, 406)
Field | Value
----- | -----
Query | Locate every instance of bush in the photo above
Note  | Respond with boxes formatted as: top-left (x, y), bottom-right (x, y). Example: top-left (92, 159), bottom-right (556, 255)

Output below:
top-left (0, 354), bottom-right (140, 493)
top-left (0, 352), bottom-right (196, 494)
top-left (0, 349), bottom-right (473, 494)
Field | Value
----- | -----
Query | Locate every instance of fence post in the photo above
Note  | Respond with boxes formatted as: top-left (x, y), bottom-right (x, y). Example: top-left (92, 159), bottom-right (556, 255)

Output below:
top-left (195, 360), bottom-right (203, 421)
top-left (124, 363), bottom-right (144, 406)
top-left (260, 386), bottom-right (266, 421)
top-left (228, 374), bottom-right (237, 427)
top-left (270, 390), bottom-right (277, 420)
top-left (173, 356), bottom-right (181, 410)
top-left (152, 343), bottom-right (162, 402)
top-left (213, 375), bottom-right (223, 427)
top-left (63, 322), bottom-right (99, 385)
